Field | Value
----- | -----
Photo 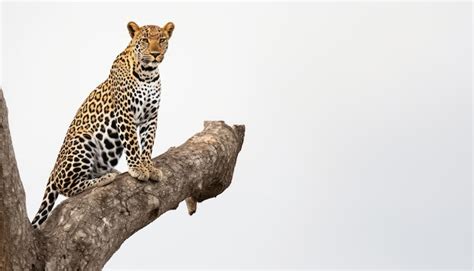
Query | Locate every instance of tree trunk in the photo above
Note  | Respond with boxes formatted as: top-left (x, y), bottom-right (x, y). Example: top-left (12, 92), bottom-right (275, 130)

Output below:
top-left (0, 89), bottom-right (245, 270)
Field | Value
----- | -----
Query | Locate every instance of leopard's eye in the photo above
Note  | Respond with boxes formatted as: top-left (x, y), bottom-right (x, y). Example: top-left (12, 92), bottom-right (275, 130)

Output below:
top-left (159, 38), bottom-right (166, 43)
top-left (142, 39), bottom-right (149, 46)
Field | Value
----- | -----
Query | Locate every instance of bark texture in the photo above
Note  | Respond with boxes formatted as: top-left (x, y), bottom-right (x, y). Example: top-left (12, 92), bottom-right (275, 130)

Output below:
top-left (0, 90), bottom-right (41, 270)
top-left (0, 88), bottom-right (245, 270)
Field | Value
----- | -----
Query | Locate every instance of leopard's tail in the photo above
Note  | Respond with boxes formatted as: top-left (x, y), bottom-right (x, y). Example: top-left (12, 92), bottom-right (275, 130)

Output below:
top-left (31, 178), bottom-right (59, 229)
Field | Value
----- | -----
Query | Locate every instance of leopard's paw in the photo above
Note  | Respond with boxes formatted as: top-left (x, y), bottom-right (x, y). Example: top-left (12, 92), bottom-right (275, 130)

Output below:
top-left (148, 165), bottom-right (163, 182)
top-left (129, 166), bottom-right (150, 181)
top-left (97, 172), bottom-right (118, 187)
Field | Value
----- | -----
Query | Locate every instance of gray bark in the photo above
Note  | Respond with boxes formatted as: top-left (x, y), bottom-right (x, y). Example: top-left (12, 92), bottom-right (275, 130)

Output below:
top-left (0, 88), bottom-right (245, 270)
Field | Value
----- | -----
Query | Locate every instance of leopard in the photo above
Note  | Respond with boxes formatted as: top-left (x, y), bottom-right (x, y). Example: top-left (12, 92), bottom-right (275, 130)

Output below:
top-left (31, 21), bottom-right (175, 229)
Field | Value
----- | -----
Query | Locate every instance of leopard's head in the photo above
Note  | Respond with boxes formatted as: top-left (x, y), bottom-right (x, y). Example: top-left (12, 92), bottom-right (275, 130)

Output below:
top-left (127, 21), bottom-right (174, 68)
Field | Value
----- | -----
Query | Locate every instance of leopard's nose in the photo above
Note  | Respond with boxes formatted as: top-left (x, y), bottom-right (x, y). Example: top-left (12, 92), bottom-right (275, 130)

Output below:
top-left (150, 52), bottom-right (160, 58)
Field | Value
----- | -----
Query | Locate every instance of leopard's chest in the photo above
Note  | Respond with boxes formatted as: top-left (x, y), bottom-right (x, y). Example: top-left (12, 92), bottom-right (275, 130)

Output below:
top-left (131, 83), bottom-right (161, 126)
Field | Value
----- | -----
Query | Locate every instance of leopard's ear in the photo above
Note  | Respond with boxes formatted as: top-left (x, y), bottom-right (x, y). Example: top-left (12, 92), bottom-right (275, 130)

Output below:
top-left (163, 22), bottom-right (175, 39)
top-left (127, 21), bottom-right (140, 38)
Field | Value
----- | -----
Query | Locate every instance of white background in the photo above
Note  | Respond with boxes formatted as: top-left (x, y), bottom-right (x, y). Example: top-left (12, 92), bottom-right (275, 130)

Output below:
top-left (2, 2), bottom-right (472, 270)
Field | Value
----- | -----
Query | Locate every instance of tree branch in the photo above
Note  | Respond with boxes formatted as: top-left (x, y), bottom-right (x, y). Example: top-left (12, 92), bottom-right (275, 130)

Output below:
top-left (0, 89), bottom-right (41, 270)
top-left (0, 88), bottom-right (245, 270)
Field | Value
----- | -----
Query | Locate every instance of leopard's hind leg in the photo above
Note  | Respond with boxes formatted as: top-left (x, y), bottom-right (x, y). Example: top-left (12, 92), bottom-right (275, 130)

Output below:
top-left (63, 171), bottom-right (118, 197)
top-left (32, 170), bottom-right (117, 228)
top-left (59, 133), bottom-right (119, 197)
top-left (32, 133), bottom-right (120, 228)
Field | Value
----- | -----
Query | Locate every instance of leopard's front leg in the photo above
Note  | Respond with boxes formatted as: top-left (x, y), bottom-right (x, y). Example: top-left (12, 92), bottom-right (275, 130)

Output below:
top-left (139, 111), bottom-right (162, 181)
top-left (115, 94), bottom-right (150, 181)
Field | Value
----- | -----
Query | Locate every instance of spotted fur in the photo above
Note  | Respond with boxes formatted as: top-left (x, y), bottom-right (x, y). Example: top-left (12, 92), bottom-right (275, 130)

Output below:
top-left (31, 21), bottom-right (175, 229)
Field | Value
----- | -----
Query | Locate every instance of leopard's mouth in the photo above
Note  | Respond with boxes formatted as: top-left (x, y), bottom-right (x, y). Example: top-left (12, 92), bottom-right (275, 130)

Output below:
top-left (143, 58), bottom-right (161, 65)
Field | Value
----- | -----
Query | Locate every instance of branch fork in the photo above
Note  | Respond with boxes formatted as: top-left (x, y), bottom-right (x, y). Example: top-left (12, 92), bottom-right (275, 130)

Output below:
top-left (0, 89), bottom-right (245, 270)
